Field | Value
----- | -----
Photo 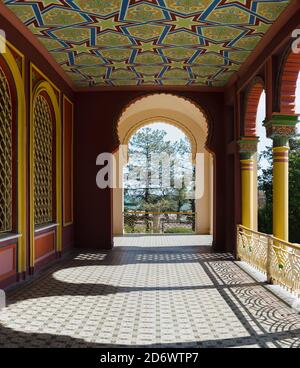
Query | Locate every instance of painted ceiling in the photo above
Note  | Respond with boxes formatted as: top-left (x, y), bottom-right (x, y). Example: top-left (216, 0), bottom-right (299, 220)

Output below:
top-left (3, 0), bottom-right (291, 88)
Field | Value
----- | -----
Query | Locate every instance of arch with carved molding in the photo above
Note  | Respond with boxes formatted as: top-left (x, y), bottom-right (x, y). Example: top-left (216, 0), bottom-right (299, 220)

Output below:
top-left (244, 77), bottom-right (265, 137)
top-left (113, 93), bottom-right (214, 238)
top-left (279, 42), bottom-right (300, 115)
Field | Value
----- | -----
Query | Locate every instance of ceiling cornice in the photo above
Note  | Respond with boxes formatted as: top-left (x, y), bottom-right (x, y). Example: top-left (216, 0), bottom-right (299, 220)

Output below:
top-left (2, 1), bottom-right (299, 94)
top-left (0, 2), bottom-right (76, 90)
top-left (74, 85), bottom-right (225, 93)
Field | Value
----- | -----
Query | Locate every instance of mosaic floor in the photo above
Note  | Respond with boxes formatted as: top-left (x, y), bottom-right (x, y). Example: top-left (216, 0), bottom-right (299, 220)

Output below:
top-left (0, 235), bottom-right (300, 348)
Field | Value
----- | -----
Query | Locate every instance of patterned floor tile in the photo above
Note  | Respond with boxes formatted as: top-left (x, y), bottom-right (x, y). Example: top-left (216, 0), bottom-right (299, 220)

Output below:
top-left (0, 235), bottom-right (299, 348)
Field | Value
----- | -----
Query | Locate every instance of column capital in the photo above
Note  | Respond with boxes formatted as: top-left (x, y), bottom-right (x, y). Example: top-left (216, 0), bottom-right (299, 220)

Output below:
top-left (238, 136), bottom-right (259, 160)
top-left (263, 113), bottom-right (298, 147)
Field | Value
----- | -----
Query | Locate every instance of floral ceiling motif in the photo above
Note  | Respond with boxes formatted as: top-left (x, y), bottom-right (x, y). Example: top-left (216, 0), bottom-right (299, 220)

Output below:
top-left (3, 0), bottom-right (291, 87)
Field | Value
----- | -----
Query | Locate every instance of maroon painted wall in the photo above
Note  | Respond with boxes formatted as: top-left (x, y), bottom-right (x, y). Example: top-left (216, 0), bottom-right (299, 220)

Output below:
top-left (1, 0), bottom-right (299, 288)
top-left (75, 91), bottom-right (234, 252)
top-left (0, 13), bottom-right (73, 98)
top-left (0, 12), bottom-right (75, 287)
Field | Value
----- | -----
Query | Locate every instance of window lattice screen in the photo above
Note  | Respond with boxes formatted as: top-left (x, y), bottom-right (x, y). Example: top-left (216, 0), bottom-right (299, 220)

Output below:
top-left (0, 65), bottom-right (13, 233)
top-left (34, 94), bottom-right (53, 226)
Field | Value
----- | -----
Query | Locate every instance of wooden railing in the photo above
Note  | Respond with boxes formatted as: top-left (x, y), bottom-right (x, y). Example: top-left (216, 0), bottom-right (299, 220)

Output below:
top-left (237, 225), bottom-right (300, 297)
top-left (124, 211), bottom-right (195, 234)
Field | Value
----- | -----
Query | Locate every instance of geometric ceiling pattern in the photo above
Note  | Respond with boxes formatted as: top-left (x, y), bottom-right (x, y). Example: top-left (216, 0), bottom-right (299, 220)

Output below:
top-left (4, 0), bottom-right (291, 87)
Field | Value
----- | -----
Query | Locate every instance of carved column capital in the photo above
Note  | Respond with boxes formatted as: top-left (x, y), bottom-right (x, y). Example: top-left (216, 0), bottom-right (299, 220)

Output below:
top-left (238, 136), bottom-right (259, 160)
top-left (264, 114), bottom-right (298, 147)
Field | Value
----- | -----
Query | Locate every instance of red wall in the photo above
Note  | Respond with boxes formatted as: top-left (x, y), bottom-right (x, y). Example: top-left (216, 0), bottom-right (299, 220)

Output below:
top-left (75, 91), bottom-right (234, 252)
top-left (0, 12), bottom-right (73, 98)
top-left (0, 243), bottom-right (17, 288)
top-left (0, 7), bottom-right (245, 289)
top-left (0, 12), bottom-right (75, 288)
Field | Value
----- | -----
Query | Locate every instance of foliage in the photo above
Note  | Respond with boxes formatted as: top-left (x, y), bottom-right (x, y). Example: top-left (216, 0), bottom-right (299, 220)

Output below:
top-left (123, 209), bottom-right (139, 233)
top-left (258, 148), bottom-right (273, 234)
top-left (288, 138), bottom-right (300, 243)
top-left (124, 224), bottom-right (147, 234)
top-left (124, 126), bottom-right (194, 213)
top-left (258, 137), bottom-right (300, 243)
top-left (164, 227), bottom-right (194, 234)
top-left (141, 198), bottom-right (177, 213)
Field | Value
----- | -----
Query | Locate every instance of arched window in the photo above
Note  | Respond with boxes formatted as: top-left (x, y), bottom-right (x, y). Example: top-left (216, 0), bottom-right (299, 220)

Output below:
top-left (0, 65), bottom-right (13, 233)
top-left (33, 94), bottom-right (53, 226)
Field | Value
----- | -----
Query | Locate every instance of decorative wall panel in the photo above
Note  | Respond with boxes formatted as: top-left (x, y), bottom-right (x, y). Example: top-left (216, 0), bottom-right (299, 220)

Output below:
top-left (63, 96), bottom-right (73, 226)
top-left (35, 230), bottom-right (55, 261)
top-left (4, 0), bottom-right (291, 87)
top-left (0, 65), bottom-right (13, 233)
top-left (33, 94), bottom-right (53, 226)
top-left (0, 244), bottom-right (16, 282)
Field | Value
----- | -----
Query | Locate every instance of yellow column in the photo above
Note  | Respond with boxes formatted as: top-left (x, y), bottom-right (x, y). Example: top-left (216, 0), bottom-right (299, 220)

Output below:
top-left (239, 137), bottom-right (259, 230)
top-left (264, 114), bottom-right (298, 242)
top-left (241, 159), bottom-right (254, 229)
top-left (273, 146), bottom-right (289, 241)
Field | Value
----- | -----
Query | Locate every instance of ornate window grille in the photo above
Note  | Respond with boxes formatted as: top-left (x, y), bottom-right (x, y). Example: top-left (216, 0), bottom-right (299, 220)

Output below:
top-left (33, 94), bottom-right (53, 226)
top-left (0, 65), bottom-right (13, 233)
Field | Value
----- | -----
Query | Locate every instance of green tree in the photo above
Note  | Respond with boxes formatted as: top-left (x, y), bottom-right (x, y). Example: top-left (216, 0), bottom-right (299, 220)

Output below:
top-left (289, 138), bottom-right (300, 243)
top-left (258, 148), bottom-right (273, 234)
top-left (258, 137), bottom-right (300, 243)
top-left (125, 127), bottom-right (194, 212)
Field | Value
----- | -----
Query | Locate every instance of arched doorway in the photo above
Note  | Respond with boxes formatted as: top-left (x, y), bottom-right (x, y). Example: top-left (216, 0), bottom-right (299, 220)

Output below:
top-left (113, 94), bottom-right (214, 239)
top-left (123, 122), bottom-right (196, 235)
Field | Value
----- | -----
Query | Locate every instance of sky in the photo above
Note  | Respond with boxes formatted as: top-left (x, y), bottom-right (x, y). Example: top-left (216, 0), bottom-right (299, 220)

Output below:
top-left (126, 122), bottom-right (193, 192)
top-left (257, 72), bottom-right (300, 172)
top-left (138, 122), bottom-right (188, 143)
top-left (257, 72), bottom-right (300, 153)
top-left (257, 91), bottom-right (270, 153)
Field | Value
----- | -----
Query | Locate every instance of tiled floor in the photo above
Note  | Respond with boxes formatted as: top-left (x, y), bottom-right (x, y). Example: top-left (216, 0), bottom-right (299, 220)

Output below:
top-left (1, 235), bottom-right (300, 348)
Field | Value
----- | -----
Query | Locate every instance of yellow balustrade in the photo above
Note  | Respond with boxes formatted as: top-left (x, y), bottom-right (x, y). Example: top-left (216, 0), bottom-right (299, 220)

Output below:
top-left (124, 211), bottom-right (196, 234)
top-left (237, 225), bottom-right (300, 297)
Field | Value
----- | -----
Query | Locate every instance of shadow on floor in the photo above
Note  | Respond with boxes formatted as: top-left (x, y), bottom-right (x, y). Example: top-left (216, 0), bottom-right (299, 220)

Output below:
top-left (1, 324), bottom-right (300, 348)
top-left (1, 244), bottom-right (300, 348)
